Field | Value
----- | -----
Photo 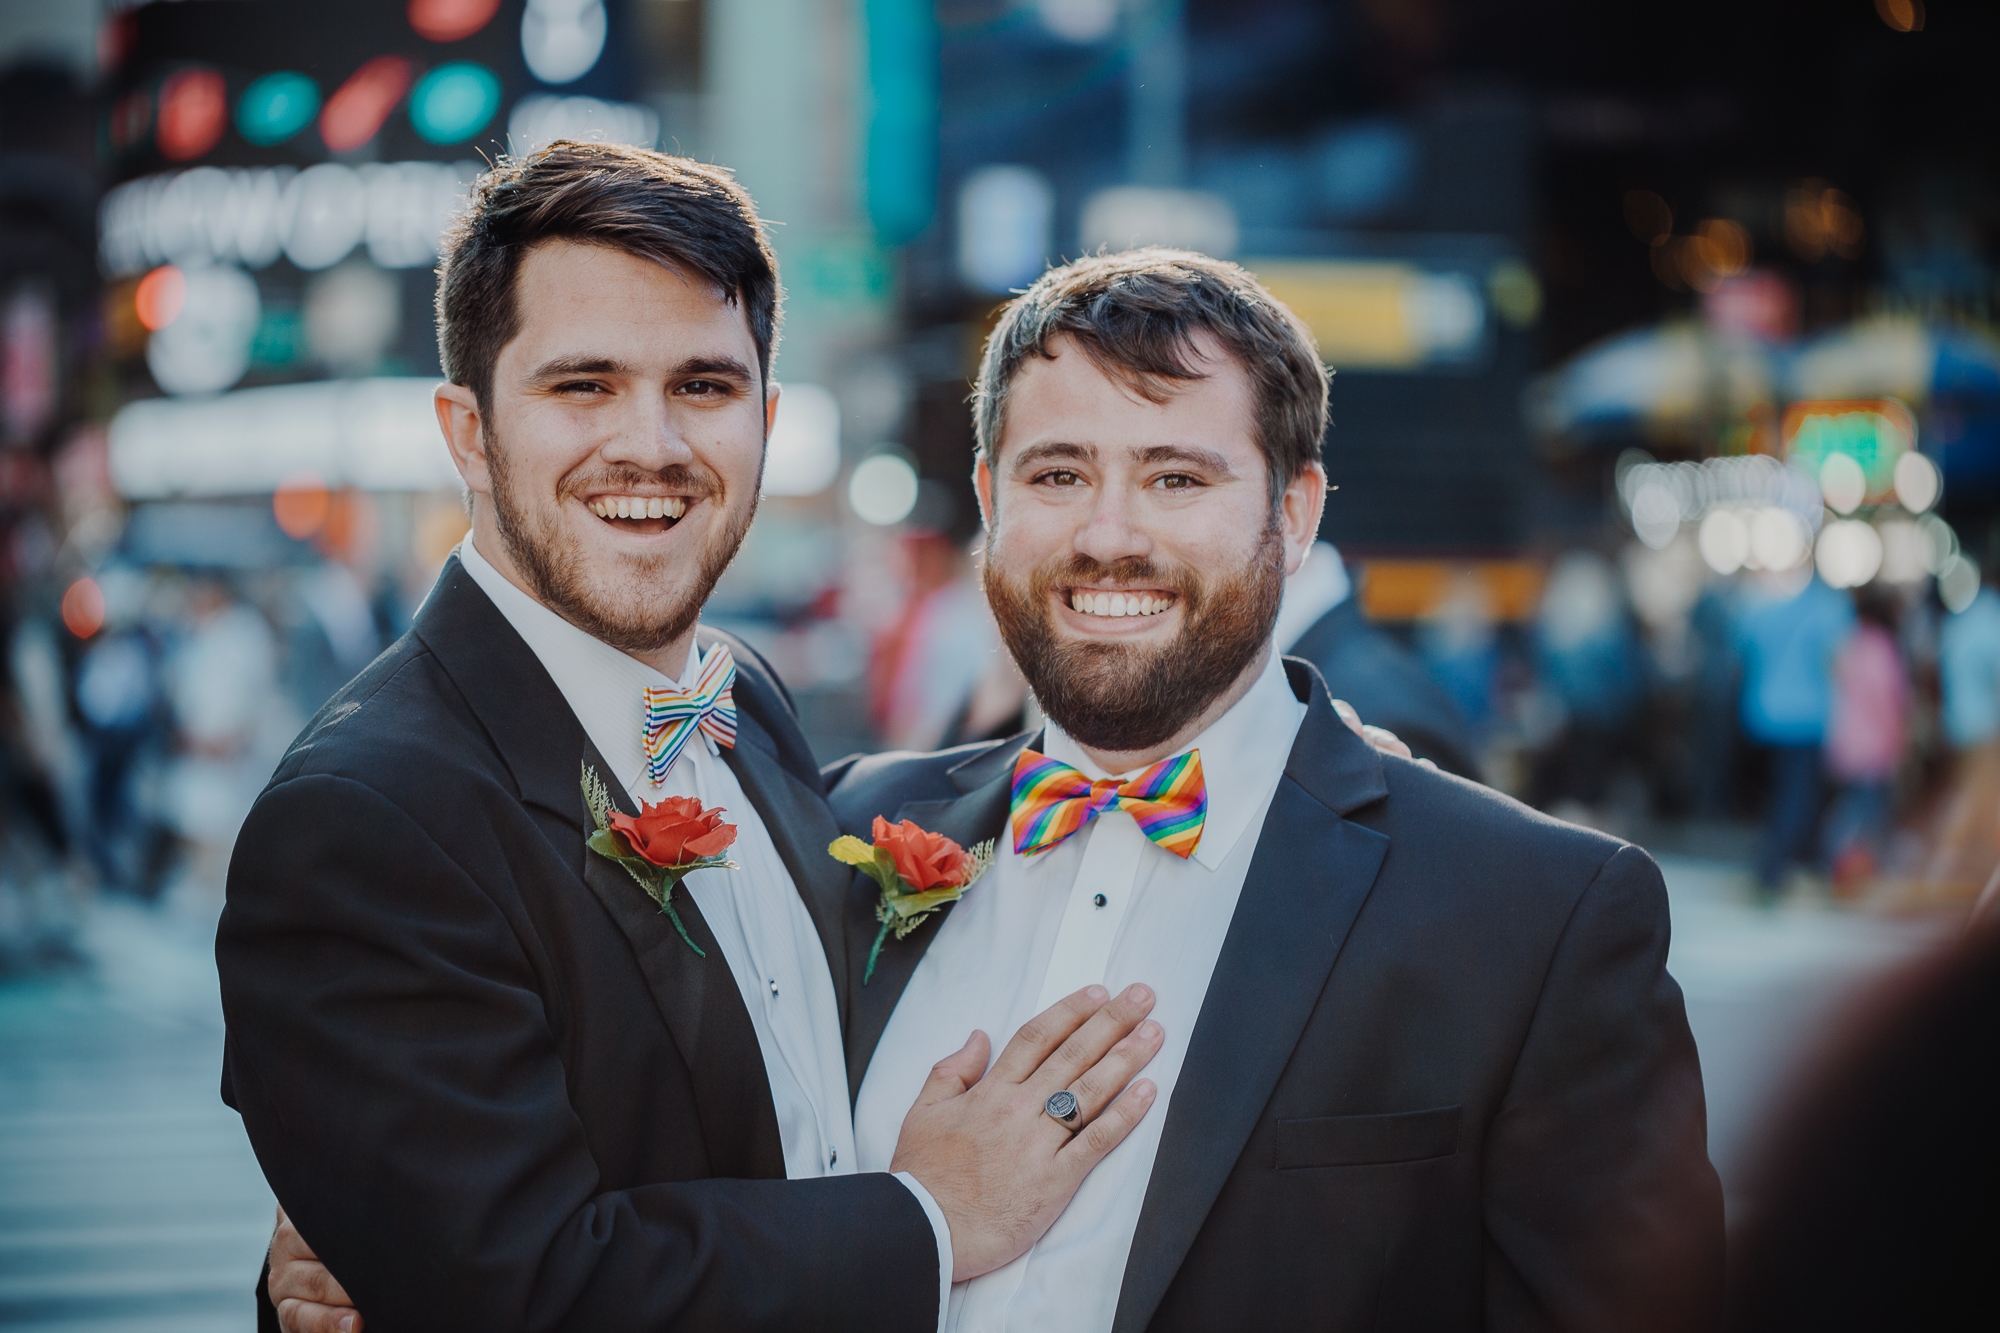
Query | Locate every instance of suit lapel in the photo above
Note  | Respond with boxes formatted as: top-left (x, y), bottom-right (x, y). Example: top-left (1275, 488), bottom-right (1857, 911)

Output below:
top-left (415, 563), bottom-right (784, 1180)
top-left (1112, 661), bottom-right (1392, 1333)
top-left (842, 731), bottom-right (1037, 1099)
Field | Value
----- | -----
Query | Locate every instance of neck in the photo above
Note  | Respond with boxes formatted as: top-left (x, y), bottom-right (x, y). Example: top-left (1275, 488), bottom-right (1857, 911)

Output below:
top-left (470, 515), bottom-right (696, 681)
top-left (1071, 639), bottom-right (1273, 776)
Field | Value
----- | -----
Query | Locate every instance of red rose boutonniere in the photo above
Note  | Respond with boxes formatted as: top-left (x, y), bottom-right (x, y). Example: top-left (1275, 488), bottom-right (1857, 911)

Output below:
top-left (583, 763), bottom-right (738, 956)
top-left (831, 816), bottom-right (994, 984)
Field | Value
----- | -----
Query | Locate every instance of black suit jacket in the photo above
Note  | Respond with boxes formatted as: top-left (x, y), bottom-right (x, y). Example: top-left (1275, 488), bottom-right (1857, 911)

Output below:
top-left (827, 658), bottom-right (1722, 1333)
top-left (217, 558), bottom-right (937, 1332)
top-left (1288, 596), bottom-right (1479, 779)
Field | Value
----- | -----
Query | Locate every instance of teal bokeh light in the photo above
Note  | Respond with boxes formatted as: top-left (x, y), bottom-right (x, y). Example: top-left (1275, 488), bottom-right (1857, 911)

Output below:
top-left (409, 62), bottom-right (501, 145)
top-left (236, 71), bottom-right (320, 146)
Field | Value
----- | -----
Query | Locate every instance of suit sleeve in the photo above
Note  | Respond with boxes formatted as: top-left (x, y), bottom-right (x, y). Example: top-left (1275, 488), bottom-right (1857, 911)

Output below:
top-left (217, 774), bottom-right (937, 1333)
top-left (1480, 844), bottom-right (1725, 1333)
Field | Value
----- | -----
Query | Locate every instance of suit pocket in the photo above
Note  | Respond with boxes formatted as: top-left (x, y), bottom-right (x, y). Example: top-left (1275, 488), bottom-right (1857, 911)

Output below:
top-left (1274, 1105), bottom-right (1462, 1169)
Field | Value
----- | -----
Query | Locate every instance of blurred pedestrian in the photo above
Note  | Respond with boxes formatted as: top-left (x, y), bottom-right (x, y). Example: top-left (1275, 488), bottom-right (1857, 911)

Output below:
top-left (1821, 587), bottom-right (1908, 889)
top-left (1918, 575), bottom-right (2000, 901)
top-left (1277, 541), bottom-right (1476, 776)
top-left (1529, 550), bottom-right (1643, 813)
top-left (1732, 570), bottom-right (1854, 895)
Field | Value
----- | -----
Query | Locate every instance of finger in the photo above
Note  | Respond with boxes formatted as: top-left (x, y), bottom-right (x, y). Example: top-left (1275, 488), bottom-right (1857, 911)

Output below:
top-left (1061, 1017), bottom-right (1165, 1125)
top-left (271, 1256), bottom-right (351, 1308)
top-left (912, 1029), bottom-right (991, 1108)
top-left (1331, 698), bottom-right (1364, 737)
top-left (985, 984), bottom-right (1110, 1085)
top-left (1417, 757), bottom-right (1437, 771)
top-left (1021, 983), bottom-right (1156, 1098)
top-left (1361, 724), bottom-right (1412, 759)
top-left (1056, 1078), bottom-right (1158, 1177)
top-left (277, 1298), bottom-right (364, 1333)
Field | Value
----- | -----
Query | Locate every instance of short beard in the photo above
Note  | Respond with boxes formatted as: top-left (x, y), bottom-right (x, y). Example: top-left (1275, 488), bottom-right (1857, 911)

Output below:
top-left (485, 424), bottom-right (757, 656)
top-left (985, 518), bottom-right (1286, 754)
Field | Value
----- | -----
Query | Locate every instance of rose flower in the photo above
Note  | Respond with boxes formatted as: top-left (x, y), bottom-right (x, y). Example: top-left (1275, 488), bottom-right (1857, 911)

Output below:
top-left (610, 796), bottom-right (737, 868)
top-left (872, 815), bottom-right (970, 890)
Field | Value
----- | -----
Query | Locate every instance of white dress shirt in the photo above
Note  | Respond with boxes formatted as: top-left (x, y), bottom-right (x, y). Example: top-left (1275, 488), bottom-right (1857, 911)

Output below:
top-left (457, 539), bottom-right (952, 1322)
top-left (853, 646), bottom-right (1307, 1333)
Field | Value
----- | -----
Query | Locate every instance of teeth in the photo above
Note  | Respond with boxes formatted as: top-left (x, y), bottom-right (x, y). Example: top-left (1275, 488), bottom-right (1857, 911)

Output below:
top-left (1073, 591), bottom-right (1170, 618)
top-left (590, 496), bottom-right (690, 521)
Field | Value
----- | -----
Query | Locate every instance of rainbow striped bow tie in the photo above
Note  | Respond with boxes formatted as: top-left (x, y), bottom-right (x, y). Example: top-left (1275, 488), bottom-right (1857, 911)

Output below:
top-left (641, 643), bottom-right (738, 786)
top-left (1009, 748), bottom-right (1207, 860)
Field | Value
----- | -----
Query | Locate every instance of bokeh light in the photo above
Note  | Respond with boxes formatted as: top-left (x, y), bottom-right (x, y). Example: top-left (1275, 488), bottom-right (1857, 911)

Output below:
top-left (1814, 519), bottom-right (1883, 589)
top-left (133, 265), bottom-right (186, 331)
top-left (1894, 450), bottom-right (1940, 513)
top-left (60, 577), bottom-right (105, 639)
top-left (274, 474), bottom-right (333, 539)
top-left (157, 67), bottom-right (227, 161)
top-left (1817, 452), bottom-right (1867, 515)
top-left (409, 0), bottom-right (504, 42)
top-left (1628, 480), bottom-right (1681, 549)
top-left (236, 71), bottom-right (320, 146)
top-left (1938, 553), bottom-right (1980, 614)
top-left (1876, 518), bottom-right (1930, 583)
top-left (1698, 508), bottom-right (1750, 575)
top-left (1749, 507), bottom-right (1810, 571)
top-left (849, 454), bottom-right (920, 526)
top-left (321, 56), bottom-right (414, 153)
top-left (522, 0), bottom-right (608, 86)
top-left (409, 62), bottom-right (501, 144)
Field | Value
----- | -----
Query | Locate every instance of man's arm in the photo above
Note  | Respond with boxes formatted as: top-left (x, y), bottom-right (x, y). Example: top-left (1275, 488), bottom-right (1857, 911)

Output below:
top-left (222, 773), bottom-right (941, 1331)
top-left (1480, 844), bottom-right (1725, 1333)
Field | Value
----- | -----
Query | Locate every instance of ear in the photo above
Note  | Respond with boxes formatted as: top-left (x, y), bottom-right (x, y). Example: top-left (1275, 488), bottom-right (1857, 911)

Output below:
top-left (973, 455), bottom-right (996, 532)
top-left (435, 383), bottom-right (491, 500)
top-left (1278, 462), bottom-right (1328, 577)
top-left (764, 379), bottom-right (781, 438)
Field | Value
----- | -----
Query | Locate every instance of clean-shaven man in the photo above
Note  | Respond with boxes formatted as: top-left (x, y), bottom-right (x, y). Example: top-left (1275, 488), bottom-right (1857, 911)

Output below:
top-left (832, 249), bottom-right (1724, 1332)
top-left (218, 142), bottom-right (1168, 1333)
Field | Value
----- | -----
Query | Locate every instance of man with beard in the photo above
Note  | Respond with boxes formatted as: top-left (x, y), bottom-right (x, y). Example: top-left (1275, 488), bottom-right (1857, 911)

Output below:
top-left (833, 249), bottom-right (1723, 1332)
top-left (216, 143), bottom-right (1169, 1333)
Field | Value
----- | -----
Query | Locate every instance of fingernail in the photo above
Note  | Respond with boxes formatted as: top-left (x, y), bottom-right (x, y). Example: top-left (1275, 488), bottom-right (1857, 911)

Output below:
top-left (1125, 984), bottom-right (1151, 1003)
top-left (1137, 1080), bottom-right (1157, 1101)
top-left (1086, 985), bottom-right (1109, 1002)
top-left (339, 1318), bottom-right (354, 1333)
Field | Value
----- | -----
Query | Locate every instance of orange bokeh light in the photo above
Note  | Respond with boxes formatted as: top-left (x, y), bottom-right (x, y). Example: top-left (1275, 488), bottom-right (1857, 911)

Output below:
top-left (61, 578), bottom-right (106, 639)
top-left (274, 475), bottom-right (333, 539)
top-left (134, 265), bottom-right (186, 332)
top-left (157, 67), bottom-right (227, 161)
top-left (409, 0), bottom-right (504, 42)
top-left (320, 56), bottom-right (414, 154)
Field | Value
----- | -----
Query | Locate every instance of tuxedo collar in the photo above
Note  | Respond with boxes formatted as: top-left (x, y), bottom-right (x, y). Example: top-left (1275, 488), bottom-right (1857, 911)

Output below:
top-left (844, 658), bottom-right (1389, 1096)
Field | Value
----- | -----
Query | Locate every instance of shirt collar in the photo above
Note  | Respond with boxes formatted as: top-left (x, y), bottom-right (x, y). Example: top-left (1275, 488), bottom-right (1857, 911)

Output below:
top-left (1041, 644), bottom-right (1305, 871)
top-left (456, 535), bottom-right (699, 793)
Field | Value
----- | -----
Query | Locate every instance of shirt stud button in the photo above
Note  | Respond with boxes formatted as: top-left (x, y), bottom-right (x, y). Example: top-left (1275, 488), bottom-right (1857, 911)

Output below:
top-left (1094, 894), bottom-right (1107, 908)
top-left (829, 1149), bottom-right (838, 1166)
top-left (769, 979), bottom-right (779, 997)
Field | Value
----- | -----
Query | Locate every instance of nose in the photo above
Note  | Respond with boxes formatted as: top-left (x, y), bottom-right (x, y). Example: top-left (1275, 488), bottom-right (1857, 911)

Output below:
top-left (597, 389), bottom-right (696, 472)
top-left (1071, 483), bottom-right (1152, 567)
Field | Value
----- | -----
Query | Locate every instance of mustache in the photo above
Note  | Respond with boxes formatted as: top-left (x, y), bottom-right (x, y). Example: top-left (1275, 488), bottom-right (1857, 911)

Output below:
top-left (1032, 553), bottom-right (1202, 605)
top-left (559, 464), bottom-right (721, 499)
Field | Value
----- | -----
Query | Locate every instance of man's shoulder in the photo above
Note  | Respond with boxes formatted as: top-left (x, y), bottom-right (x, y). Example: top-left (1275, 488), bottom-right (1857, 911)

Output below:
top-left (823, 735), bottom-right (1022, 834)
top-left (266, 628), bottom-right (496, 797)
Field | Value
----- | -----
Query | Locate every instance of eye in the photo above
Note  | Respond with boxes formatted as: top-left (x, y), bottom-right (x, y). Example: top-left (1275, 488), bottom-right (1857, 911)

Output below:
top-left (555, 380), bottom-right (607, 395)
top-left (1156, 473), bottom-right (1198, 490)
top-left (677, 378), bottom-right (736, 399)
top-left (1038, 469), bottom-right (1082, 487)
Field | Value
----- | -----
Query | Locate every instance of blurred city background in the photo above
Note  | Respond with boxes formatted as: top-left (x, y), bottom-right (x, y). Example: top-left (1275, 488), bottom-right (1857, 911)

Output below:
top-left (0, 0), bottom-right (1992, 1327)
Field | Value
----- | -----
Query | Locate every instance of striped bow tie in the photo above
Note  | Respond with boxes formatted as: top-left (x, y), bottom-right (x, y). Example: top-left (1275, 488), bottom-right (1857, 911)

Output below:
top-left (641, 643), bottom-right (738, 786)
top-left (1009, 748), bottom-right (1207, 860)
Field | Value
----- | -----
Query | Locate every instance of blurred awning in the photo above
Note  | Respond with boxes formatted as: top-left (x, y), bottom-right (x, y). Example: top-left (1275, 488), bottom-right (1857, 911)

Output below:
top-left (108, 377), bottom-right (461, 499)
top-left (1788, 316), bottom-right (2000, 403)
top-left (1530, 322), bottom-right (1777, 441)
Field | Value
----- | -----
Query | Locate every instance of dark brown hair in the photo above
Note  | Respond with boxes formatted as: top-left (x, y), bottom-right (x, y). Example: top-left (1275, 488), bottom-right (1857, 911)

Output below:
top-left (435, 141), bottom-right (782, 411)
top-left (972, 248), bottom-right (1329, 505)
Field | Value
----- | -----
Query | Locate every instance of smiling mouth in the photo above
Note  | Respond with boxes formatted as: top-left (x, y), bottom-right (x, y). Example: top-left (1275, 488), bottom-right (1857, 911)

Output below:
top-left (1064, 587), bottom-right (1177, 619)
top-left (588, 494), bottom-right (690, 534)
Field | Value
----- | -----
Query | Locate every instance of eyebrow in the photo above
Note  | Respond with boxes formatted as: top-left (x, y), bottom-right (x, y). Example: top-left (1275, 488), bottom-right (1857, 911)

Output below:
top-left (1009, 440), bottom-right (1236, 476)
top-left (523, 354), bottom-right (758, 383)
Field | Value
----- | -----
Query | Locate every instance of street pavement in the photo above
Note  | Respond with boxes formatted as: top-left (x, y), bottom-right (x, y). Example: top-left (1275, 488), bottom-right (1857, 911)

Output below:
top-left (0, 854), bottom-right (1958, 1328)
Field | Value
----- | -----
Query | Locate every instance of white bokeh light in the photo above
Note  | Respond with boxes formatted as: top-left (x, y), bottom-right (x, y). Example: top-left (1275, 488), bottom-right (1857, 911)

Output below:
top-left (1894, 450), bottom-right (1941, 514)
top-left (1628, 481), bottom-right (1681, 549)
top-left (1749, 507), bottom-right (1810, 571)
top-left (1817, 451), bottom-right (1867, 515)
top-left (762, 383), bottom-right (842, 498)
top-left (522, 0), bottom-right (607, 86)
top-left (1037, 0), bottom-right (1120, 43)
top-left (848, 454), bottom-right (920, 526)
top-left (145, 263), bottom-right (261, 397)
top-left (1698, 508), bottom-right (1750, 575)
top-left (1876, 518), bottom-right (1930, 583)
top-left (1939, 554), bottom-right (1981, 614)
top-left (1814, 519), bottom-right (1883, 589)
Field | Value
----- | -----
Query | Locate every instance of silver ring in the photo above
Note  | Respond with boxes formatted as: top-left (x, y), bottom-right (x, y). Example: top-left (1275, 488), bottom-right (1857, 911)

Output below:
top-left (1044, 1090), bottom-right (1080, 1125)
